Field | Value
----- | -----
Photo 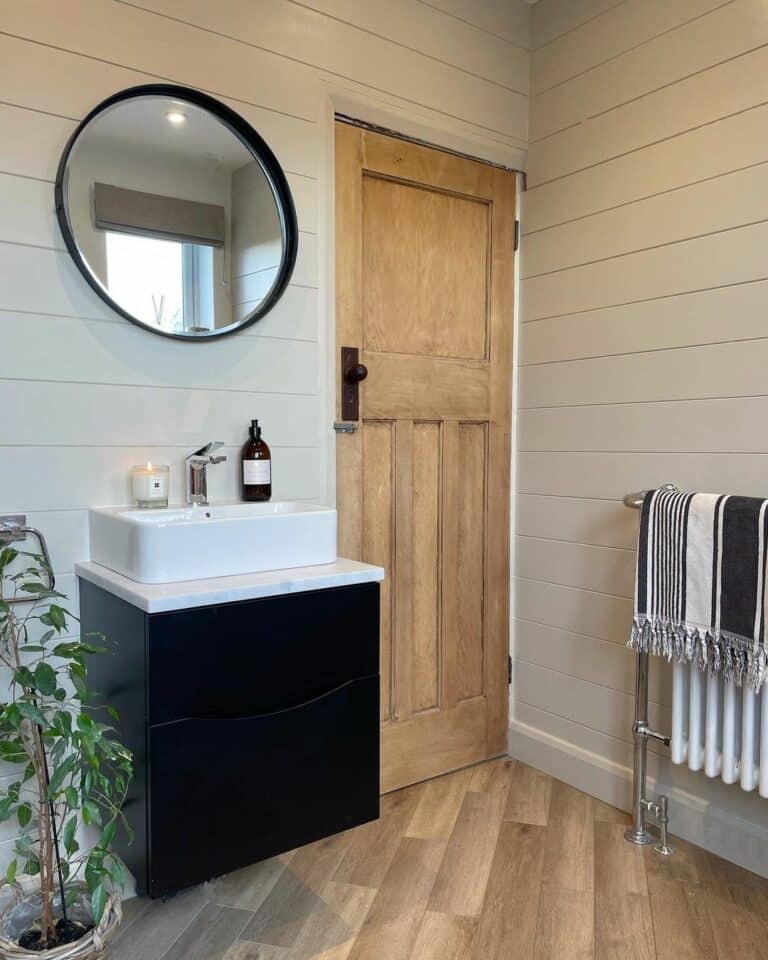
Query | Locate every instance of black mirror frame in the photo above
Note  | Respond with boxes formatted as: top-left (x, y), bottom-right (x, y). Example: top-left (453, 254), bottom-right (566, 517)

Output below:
top-left (54, 83), bottom-right (299, 341)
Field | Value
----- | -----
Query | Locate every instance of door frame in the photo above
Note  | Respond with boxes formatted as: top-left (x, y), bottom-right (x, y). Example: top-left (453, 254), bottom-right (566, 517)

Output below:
top-left (318, 84), bottom-right (523, 759)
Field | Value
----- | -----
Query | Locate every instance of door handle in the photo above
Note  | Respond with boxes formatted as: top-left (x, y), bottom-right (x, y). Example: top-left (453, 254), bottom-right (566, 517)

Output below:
top-left (340, 346), bottom-right (366, 421)
top-left (345, 362), bottom-right (368, 384)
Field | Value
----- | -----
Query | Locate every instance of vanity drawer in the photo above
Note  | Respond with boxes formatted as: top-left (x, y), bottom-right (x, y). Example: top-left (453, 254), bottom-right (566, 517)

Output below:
top-left (147, 582), bottom-right (379, 726)
top-left (147, 674), bottom-right (380, 897)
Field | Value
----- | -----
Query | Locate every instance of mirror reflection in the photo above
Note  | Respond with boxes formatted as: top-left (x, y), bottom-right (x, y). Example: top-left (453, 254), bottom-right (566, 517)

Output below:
top-left (58, 90), bottom-right (295, 338)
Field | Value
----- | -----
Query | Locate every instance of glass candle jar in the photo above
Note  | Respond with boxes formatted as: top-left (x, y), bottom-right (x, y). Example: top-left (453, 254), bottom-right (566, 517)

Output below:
top-left (131, 462), bottom-right (169, 508)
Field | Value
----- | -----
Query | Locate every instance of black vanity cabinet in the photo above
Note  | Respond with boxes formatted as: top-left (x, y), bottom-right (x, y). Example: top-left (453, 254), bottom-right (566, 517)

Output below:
top-left (79, 579), bottom-right (380, 898)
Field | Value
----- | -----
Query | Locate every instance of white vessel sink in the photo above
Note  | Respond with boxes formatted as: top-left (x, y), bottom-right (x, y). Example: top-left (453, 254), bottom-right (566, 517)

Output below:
top-left (89, 502), bottom-right (337, 584)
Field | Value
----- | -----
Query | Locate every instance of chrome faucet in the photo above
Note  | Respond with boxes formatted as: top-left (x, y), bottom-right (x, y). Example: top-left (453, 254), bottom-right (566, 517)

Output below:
top-left (186, 442), bottom-right (228, 506)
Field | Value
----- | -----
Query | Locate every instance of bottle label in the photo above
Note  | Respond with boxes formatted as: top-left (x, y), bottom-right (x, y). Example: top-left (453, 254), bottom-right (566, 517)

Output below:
top-left (243, 460), bottom-right (271, 485)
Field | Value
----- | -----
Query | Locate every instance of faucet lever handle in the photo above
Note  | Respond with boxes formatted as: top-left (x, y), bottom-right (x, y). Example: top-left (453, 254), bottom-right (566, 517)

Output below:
top-left (192, 440), bottom-right (226, 458)
top-left (209, 455), bottom-right (227, 465)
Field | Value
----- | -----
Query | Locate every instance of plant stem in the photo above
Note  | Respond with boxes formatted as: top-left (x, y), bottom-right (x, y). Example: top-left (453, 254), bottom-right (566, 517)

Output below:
top-left (40, 731), bottom-right (68, 925)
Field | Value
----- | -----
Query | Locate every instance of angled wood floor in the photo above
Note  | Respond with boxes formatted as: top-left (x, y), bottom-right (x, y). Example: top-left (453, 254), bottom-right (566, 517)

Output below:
top-left (110, 759), bottom-right (768, 960)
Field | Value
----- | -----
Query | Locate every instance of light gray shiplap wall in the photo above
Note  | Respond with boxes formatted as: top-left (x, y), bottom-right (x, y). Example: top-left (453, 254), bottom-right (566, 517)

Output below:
top-left (0, 0), bottom-right (530, 870)
top-left (516, 0), bottom-right (768, 874)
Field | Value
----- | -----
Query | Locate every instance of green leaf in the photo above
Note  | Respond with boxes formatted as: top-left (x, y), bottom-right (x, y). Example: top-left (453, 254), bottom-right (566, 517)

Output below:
top-left (0, 798), bottom-right (14, 822)
top-left (0, 548), bottom-right (18, 572)
top-left (65, 786), bottom-right (78, 809)
top-left (100, 820), bottom-right (115, 850)
top-left (91, 884), bottom-right (107, 925)
top-left (40, 605), bottom-right (67, 633)
top-left (16, 804), bottom-right (31, 828)
top-left (46, 754), bottom-right (78, 799)
top-left (69, 663), bottom-right (87, 701)
top-left (106, 705), bottom-right (120, 724)
top-left (5, 860), bottom-right (17, 884)
top-left (13, 666), bottom-right (34, 689)
top-left (63, 816), bottom-right (79, 857)
top-left (82, 798), bottom-right (102, 826)
top-left (33, 662), bottom-right (57, 696)
top-left (16, 701), bottom-right (46, 726)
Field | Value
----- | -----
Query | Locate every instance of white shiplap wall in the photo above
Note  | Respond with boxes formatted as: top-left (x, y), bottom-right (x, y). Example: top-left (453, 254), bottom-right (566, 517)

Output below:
top-left (514, 0), bottom-right (768, 875)
top-left (0, 0), bottom-right (530, 869)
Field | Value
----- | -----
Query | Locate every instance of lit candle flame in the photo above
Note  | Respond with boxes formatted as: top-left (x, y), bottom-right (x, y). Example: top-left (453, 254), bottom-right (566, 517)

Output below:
top-left (146, 460), bottom-right (153, 471)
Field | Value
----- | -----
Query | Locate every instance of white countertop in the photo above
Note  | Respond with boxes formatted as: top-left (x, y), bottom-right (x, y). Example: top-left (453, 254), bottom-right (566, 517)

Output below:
top-left (75, 558), bottom-right (385, 614)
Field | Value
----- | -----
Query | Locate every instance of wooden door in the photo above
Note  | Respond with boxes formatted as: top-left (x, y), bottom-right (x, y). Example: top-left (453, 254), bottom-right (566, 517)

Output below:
top-left (335, 123), bottom-right (515, 793)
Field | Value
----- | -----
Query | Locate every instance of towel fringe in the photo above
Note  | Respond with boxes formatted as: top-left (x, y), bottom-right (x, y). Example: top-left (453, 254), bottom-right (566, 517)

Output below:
top-left (629, 617), bottom-right (768, 692)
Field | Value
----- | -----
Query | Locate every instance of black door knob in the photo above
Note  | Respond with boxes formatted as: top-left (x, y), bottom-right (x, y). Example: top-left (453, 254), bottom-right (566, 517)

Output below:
top-left (345, 362), bottom-right (368, 384)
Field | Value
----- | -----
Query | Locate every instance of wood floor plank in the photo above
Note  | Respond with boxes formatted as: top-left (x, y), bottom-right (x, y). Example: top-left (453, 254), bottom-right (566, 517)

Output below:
top-left (533, 779), bottom-right (594, 960)
top-left (209, 854), bottom-right (291, 911)
top-left (405, 767), bottom-right (473, 840)
top-left (410, 911), bottom-right (477, 960)
top-left (346, 837), bottom-right (446, 960)
top-left (162, 903), bottom-right (252, 960)
top-left (594, 799), bottom-right (630, 824)
top-left (503, 761), bottom-right (552, 826)
top-left (427, 773), bottom-right (510, 918)
top-left (471, 821), bottom-right (546, 960)
top-left (689, 849), bottom-right (768, 960)
top-left (287, 881), bottom-right (377, 960)
top-left (594, 822), bottom-right (655, 960)
top-left (110, 886), bottom-right (209, 960)
top-left (645, 837), bottom-right (717, 960)
top-left (334, 785), bottom-right (422, 887)
top-left (223, 944), bottom-right (289, 960)
top-left (243, 833), bottom-right (351, 948)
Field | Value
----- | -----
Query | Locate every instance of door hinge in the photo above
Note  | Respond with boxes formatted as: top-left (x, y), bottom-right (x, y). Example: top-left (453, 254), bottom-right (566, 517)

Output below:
top-left (514, 220), bottom-right (520, 252)
top-left (508, 655), bottom-right (513, 685)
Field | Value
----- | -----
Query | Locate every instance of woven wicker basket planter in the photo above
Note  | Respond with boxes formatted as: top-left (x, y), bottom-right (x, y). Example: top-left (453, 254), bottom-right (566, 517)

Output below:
top-left (0, 881), bottom-right (122, 959)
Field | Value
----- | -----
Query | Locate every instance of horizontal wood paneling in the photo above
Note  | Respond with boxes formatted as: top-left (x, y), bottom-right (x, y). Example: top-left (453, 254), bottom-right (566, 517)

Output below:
top-left (532, 0), bottom-right (728, 94)
top-left (516, 578), bottom-right (631, 646)
top-left (111, 0), bottom-right (528, 138)
top-left (516, 495), bottom-right (638, 550)
top-left (515, 661), bottom-right (671, 754)
top-left (518, 0), bottom-right (768, 863)
top-left (530, 0), bottom-right (624, 48)
top-left (523, 101), bottom-right (768, 234)
top-left (0, 446), bottom-right (321, 513)
top-left (520, 397), bottom-right (768, 453)
top-left (521, 338), bottom-right (768, 408)
top-left (517, 537), bottom-right (634, 598)
top-left (527, 44), bottom-right (768, 186)
top-left (531, 0), bottom-right (757, 135)
top-left (296, 0), bottom-right (530, 91)
top-left (0, 380), bottom-right (319, 447)
top-left (523, 220), bottom-right (768, 320)
top-left (522, 161), bottom-right (768, 279)
top-left (520, 281), bottom-right (768, 365)
top-left (519, 452), bottom-right (768, 501)
top-left (515, 618), bottom-right (672, 705)
top-left (424, 0), bottom-right (531, 47)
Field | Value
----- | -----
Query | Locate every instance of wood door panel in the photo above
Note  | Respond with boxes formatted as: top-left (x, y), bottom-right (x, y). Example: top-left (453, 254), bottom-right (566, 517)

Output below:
top-left (456, 421), bottom-right (487, 702)
top-left (361, 132), bottom-right (496, 200)
top-left (363, 354), bottom-right (489, 421)
top-left (336, 123), bottom-right (515, 792)
top-left (362, 175), bottom-right (489, 360)
top-left (362, 420), bottom-right (395, 722)
top-left (412, 421), bottom-right (442, 714)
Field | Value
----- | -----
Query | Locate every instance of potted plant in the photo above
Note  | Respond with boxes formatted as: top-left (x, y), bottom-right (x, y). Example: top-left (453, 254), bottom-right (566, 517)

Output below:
top-left (0, 543), bottom-right (132, 956)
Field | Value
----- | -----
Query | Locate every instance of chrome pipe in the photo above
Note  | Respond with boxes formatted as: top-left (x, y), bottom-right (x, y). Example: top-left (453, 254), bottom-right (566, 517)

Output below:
top-left (625, 649), bottom-right (655, 846)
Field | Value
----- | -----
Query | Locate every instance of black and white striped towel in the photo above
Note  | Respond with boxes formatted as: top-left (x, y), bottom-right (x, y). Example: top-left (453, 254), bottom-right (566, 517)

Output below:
top-left (631, 488), bottom-right (768, 691)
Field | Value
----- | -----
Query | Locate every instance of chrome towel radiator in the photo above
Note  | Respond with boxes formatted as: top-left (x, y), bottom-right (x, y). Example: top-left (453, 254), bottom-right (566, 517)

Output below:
top-left (0, 515), bottom-right (56, 602)
top-left (623, 485), bottom-right (676, 856)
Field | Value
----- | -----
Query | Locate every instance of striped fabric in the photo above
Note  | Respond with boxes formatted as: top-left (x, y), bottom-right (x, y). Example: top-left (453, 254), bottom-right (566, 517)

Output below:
top-left (631, 488), bottom-right (768, 691)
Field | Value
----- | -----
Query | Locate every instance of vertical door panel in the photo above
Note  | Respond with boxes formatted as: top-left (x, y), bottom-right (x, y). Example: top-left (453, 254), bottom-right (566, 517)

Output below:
top-left (411, 421), bottom-right (442, 714)
top-left (362, 420), bottom-right (394, 722)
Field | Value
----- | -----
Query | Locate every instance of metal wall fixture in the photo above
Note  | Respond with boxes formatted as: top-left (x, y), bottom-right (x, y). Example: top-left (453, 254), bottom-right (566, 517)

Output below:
top-left (0, 516), bottom-right (56, 603)
top-left (623, 484), bottom-right (678, 857)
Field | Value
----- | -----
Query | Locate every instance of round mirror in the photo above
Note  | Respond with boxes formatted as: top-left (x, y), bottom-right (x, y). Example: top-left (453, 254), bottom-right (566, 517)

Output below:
top-left (55, 84), bottom-right (298, 340)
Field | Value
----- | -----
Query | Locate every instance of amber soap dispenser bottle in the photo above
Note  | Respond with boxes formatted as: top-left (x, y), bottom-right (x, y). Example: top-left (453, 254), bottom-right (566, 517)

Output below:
top-left (241, 419), bottom-right (272, 502)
